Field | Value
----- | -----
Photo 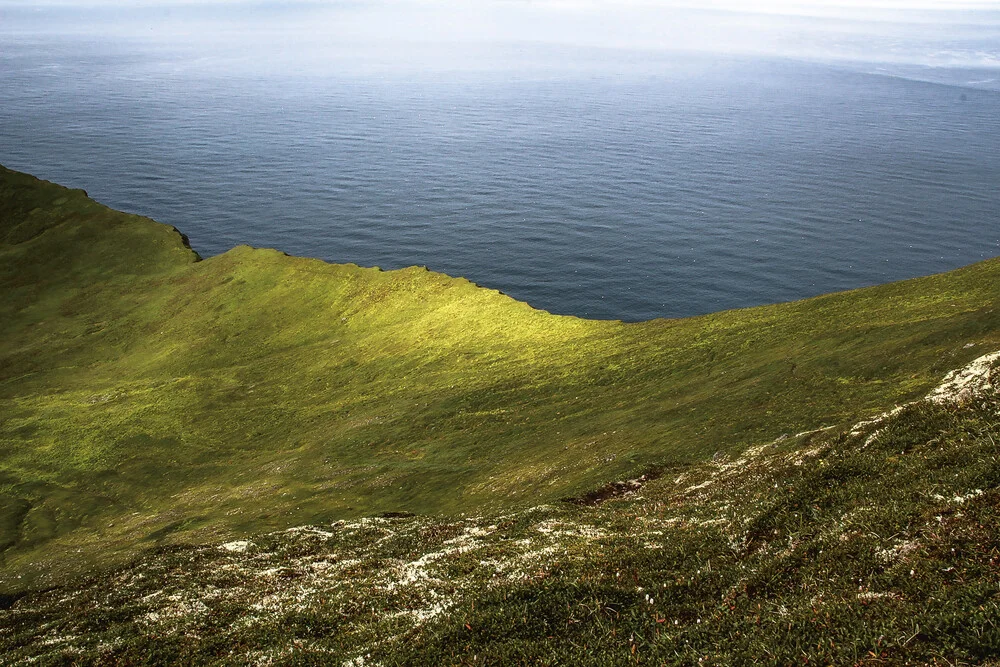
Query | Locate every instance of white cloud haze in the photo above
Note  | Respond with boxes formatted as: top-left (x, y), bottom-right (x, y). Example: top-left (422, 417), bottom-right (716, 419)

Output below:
top-left (2, 0), bottom-right (999, 71)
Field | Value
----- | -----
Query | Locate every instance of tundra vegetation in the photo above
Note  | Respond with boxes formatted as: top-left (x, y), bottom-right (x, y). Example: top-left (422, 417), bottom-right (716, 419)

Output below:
top-left (0, 165), bottom-right (998, 664)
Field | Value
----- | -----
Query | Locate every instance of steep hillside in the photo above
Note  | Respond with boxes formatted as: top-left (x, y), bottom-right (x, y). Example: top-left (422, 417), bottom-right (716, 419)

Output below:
top-left (1, 164), bottom-right (999, 600)
top-left (3, 350), bottom-right (999, 665)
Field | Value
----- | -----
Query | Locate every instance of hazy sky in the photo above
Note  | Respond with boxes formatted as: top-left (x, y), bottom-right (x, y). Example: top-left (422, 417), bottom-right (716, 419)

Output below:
top-left (1, 0), bottom-right (997, 5)
top-left (3, 0), bottom-right (999, 70)
top-left (4, 0), bottom-right (1000, 13)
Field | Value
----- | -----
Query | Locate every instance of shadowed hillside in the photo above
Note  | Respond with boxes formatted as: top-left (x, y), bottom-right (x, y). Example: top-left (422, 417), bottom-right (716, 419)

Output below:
top-left (1, 163), bottom-right (999, 609)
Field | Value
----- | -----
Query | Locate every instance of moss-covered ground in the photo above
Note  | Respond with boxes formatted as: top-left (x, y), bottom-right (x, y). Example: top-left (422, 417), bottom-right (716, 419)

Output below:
top-left (1, 164), bottom-right (999, 662)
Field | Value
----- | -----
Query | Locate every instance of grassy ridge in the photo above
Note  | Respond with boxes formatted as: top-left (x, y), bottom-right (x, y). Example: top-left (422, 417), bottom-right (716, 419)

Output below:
top-left (1, 164), bottom-right (999, 593)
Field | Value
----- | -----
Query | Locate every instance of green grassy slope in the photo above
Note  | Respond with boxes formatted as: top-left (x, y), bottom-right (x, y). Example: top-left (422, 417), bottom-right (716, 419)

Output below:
top-left (3, 355), bottom-right (999, 665)
top-left (1, 164), bottom-right (999, 593)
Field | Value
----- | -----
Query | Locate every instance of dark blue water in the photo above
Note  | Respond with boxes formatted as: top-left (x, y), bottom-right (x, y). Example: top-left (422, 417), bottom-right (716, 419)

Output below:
top-left (1, 37), bottom-right (998, 320)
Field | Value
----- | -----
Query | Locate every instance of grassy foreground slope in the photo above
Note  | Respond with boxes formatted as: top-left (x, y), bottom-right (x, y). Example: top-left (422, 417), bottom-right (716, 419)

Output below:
top-left (4, 353), bottom-right (1000, 664)
top-left (1, 164), bottom-right (999, 593)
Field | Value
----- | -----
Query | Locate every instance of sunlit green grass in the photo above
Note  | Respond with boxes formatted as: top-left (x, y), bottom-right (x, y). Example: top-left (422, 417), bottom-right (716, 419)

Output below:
top-left (1, 164), bottom-right (999, 594)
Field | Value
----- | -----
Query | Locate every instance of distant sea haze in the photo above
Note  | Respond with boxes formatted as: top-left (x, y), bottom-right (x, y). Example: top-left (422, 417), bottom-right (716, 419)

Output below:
top-left (1, 41), bottom-right (998, 320)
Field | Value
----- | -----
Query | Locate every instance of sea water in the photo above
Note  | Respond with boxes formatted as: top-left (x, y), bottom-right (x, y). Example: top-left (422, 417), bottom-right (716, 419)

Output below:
top-left (1, 33), bottom-right (998, 321)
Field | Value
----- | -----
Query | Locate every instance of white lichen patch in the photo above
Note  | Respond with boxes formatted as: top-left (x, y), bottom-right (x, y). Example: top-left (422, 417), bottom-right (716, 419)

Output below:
top-left (876, 539), bottom-right (921, 564)
top-left (143, 596), bottom-right (211, 628)
top-left (926, 350), bottom-right (1000, 404)
top-left (685, 479), bottom-right (715, 493)
top-left (851, 406), bottom-right (905, 440)
top-left (534, 519), bottom-right (607, 540)
top-left (845, 349), bottom-right (998, 447)
top-left (283, 526), bottom-right (336, 538)
top-left (857, 591), bottom-right (902, 602)
top-left (951, 489), bottom-right (985, 504)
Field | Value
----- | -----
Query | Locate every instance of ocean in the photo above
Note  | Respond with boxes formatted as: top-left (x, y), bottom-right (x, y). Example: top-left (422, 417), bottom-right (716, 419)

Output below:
top-left (2, 29), bottom-right (998, 321)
